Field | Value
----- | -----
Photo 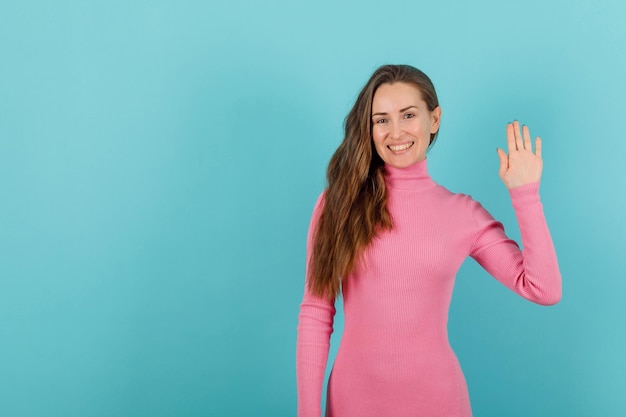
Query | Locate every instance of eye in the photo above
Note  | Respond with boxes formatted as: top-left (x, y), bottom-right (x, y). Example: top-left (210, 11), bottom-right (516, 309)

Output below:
top-left (403, 113), bottom-right (415, 119)
top-left (374, 118), bottom-right (387, 124)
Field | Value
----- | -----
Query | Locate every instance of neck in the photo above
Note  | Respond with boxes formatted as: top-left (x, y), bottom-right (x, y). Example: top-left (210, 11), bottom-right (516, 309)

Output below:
top-left (384, 158), bottom-right (436, 191)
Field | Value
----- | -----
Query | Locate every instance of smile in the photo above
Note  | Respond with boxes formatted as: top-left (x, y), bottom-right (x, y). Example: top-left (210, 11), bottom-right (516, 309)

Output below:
top-left (388, 142), bottom-right (414, 152)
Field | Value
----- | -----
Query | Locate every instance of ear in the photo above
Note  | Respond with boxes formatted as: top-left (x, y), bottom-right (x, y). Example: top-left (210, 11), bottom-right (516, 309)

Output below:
top-left (430, 106), bottom-right (442, 134)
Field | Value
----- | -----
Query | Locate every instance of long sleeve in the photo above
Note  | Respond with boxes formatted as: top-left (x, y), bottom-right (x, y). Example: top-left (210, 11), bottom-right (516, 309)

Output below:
top-left (469, 182), bottom-right (562, 305)
top-left (296, 193), bottom-right (336, 417)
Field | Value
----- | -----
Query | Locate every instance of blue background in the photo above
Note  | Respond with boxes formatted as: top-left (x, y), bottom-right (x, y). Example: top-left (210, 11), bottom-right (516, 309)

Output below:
top-left (1, 0), bottom-right (625, 416)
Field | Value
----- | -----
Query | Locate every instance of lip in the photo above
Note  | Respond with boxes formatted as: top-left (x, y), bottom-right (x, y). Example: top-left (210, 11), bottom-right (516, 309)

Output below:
top-left (387, 141), bottom-right (414, 153)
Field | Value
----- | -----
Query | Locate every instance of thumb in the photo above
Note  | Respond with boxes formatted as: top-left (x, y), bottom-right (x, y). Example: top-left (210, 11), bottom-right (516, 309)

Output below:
top-left (496, 148), bottom-right (508, 179)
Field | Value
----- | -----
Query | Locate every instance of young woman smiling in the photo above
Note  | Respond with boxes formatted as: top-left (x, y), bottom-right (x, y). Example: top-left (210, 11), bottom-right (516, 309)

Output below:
top-left (296, 64), bottom-right (561, 417)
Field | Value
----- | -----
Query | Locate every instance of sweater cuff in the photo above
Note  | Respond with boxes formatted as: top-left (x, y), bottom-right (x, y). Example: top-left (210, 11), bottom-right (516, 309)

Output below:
top-left (508, 181), bottom-right (540, 207)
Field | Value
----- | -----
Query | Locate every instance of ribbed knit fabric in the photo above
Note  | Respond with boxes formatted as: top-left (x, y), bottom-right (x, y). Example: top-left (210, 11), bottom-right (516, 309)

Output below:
top-left (296, 158), bottom-right (562, 417)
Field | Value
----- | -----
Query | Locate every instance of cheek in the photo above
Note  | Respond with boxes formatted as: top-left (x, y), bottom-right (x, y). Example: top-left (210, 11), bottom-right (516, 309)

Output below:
top-left (371, 134), bottom-right (385, 156)
top-left (372, 127), bottom-right (386, 145)
top-left (407, 123), bottom-right (426, 139)
top-left (372, 134), bottom-right (386, 153)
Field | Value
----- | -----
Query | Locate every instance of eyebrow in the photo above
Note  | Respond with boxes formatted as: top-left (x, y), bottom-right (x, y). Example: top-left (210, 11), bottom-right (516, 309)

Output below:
top-left (371, 105), bottom-right (418, 117)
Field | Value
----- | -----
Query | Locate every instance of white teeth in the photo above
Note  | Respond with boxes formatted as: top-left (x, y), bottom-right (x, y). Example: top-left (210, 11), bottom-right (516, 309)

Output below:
top-left (389, 142), bottom-right (413, 151)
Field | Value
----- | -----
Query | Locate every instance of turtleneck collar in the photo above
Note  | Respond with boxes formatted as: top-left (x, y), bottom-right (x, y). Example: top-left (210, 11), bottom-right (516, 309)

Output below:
top-left (384, 158), bottom-right (437, 191)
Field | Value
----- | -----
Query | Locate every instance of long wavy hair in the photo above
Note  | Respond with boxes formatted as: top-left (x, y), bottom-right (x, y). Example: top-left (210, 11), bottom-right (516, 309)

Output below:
top-left (308, 64), bottom-right (440, 300)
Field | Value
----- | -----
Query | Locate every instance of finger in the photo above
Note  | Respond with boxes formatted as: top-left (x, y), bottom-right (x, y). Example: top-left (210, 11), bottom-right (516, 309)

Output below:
top-left (497, 148), bottom-right (508, 179)
top-left (522, 125), bottom-right (531, 151)
top-left (535, 136), bottom-right (542, 158)
top-left (506, 123), bottom-right (516, 152)
top-left (513, 120), bottom-right (523, 151)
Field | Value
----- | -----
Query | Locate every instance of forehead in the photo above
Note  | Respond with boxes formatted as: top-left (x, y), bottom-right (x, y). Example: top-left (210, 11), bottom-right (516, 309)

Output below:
top-left (372, 82), bottom-right (425, 112)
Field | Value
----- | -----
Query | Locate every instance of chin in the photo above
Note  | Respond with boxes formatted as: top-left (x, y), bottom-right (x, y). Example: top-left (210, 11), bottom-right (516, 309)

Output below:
top-left (383, 155), bottom-right (425, 169)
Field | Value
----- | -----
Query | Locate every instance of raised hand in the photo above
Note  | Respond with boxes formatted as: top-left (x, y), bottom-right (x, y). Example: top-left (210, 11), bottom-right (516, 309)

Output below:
top-left (497, 120), bottom-right (543, 189)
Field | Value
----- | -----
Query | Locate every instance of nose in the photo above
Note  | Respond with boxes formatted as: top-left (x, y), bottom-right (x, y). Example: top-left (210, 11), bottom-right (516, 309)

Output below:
top-left (390, 120), bottom-right (402, 140)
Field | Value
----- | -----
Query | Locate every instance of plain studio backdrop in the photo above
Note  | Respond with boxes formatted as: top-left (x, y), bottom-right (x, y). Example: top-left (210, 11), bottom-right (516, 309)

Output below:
top-left (1, 0), bottom-right (625, 416)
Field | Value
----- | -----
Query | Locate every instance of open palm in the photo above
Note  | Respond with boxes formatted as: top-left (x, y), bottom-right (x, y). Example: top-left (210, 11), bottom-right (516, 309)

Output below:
top-left (497, 120), bottom-right (543, 189)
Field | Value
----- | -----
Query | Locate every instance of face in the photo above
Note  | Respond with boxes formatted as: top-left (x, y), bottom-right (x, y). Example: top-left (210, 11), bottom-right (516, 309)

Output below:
top-left (371, 82), bottom-right (441, 168)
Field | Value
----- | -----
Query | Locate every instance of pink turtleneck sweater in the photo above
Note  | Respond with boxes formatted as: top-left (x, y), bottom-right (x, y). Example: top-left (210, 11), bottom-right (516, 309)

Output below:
top-left (296, 159), bottom-right (562, 417)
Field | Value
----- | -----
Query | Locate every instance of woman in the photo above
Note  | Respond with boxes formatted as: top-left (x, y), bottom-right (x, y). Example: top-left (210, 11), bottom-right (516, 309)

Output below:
top-left (296, 64), bottom-right (561, 417)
